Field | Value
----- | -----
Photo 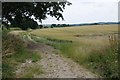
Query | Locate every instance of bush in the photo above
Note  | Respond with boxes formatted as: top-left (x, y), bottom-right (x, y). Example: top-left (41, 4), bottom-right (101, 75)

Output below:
top-left (86, 35), bottom-right (118, 78)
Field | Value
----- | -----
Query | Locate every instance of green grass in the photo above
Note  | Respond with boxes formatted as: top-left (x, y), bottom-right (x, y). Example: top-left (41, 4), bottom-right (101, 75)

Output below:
top-left (9, 47), bottom-right (41, 63)
top-left (84, 44), bottom-right (118, 77)
top-left (2, 30), bottom-right (41, 78)
top-left (89, 35), bottom-right (118, 77)
top-left (18, 64), bottom-right (43, 78)
top-left (29, 24), bottom-right (118, 78)
top-left (0, 28), bottom-right (2, 78)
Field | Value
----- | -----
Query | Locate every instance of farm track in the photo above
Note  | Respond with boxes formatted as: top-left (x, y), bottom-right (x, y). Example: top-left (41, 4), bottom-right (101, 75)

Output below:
top-left (11, 31), bottom-right (98, 78)
top-left (28, 42), bottom-right (98, 78)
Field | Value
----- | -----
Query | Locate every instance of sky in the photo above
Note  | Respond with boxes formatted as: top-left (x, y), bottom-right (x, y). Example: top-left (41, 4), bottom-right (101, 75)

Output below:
top-left (37, 0), bottom-right (119, 24)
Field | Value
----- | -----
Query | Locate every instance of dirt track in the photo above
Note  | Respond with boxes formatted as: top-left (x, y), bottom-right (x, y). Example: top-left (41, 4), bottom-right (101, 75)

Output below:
top-left (27, 39), bottom-right (98, 78)
top-left (11, 31), bottom-right (98, 78)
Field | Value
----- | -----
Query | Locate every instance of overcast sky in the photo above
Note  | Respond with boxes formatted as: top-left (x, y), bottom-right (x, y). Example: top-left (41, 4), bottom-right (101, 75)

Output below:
top-left (40, 0), bottom-right (119, 24)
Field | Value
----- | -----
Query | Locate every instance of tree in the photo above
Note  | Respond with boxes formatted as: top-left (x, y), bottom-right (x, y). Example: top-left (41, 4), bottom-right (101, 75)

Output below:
top-left (28, 19), bottom-right (38, 30)
top-left (51, 24), bottom-right (56, 28)
top-left (30, 22), bottom-right (38, 29)
top-left (2, 1), bottom-right (71, 30)
top-left (39, 25), bottom-right (43, 29)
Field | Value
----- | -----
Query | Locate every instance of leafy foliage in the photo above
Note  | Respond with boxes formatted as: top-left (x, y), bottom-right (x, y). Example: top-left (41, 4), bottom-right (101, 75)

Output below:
top-left (2, 1), bottom-right (71, 30)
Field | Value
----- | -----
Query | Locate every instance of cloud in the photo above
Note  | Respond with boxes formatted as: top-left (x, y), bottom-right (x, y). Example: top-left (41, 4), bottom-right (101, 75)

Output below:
top-left (41, 0), bottom-right (118, 24)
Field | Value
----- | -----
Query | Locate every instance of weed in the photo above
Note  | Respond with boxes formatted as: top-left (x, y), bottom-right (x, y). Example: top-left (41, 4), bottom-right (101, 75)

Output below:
top-left (86, 35), bottom-right (118, 78)
top-left (19, 65), bottom-right (43, 78)
top-left (2, 30), bottom-right (41, 78)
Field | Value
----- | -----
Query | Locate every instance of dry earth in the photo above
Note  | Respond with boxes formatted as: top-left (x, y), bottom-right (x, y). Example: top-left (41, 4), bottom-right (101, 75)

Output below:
top-left (27, 36), bottom-right (98, 78)
top-left (11, 31), bottom-right (98, 78)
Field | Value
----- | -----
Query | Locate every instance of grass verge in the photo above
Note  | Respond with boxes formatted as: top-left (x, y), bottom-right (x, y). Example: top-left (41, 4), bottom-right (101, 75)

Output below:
top-left (2, 29), bottom-right (41, 78)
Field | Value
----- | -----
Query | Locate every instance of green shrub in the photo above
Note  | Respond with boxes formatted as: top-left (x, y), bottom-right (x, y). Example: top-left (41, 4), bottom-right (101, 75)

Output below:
top-left (86, 35), bottom-right (118, 78)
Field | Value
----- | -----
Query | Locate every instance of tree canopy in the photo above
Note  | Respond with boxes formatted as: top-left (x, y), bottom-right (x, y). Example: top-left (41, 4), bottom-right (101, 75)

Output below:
top-left (2, 1), bottom-right (71, 30)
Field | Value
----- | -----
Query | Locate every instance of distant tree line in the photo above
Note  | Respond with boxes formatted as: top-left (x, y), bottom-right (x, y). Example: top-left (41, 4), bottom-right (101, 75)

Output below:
top-left (51, 24), bottom-right (70, 28)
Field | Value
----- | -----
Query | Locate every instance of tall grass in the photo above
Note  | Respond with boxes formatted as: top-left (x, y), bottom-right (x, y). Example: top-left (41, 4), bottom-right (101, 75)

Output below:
top-left (2, 30), bottom-right (41, 78)
top-left (30, 34), bottom-right (73, 57)
top-left (81, 35), bottom-right (118, 78)
top-left (0, 28), bottom-right (2, 78)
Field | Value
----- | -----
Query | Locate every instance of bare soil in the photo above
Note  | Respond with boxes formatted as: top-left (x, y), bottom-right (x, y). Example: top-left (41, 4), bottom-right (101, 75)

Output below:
top-left (11, 31), bottom-right (98, 78)
top-left (27, 41), bottom-right (98, 78)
